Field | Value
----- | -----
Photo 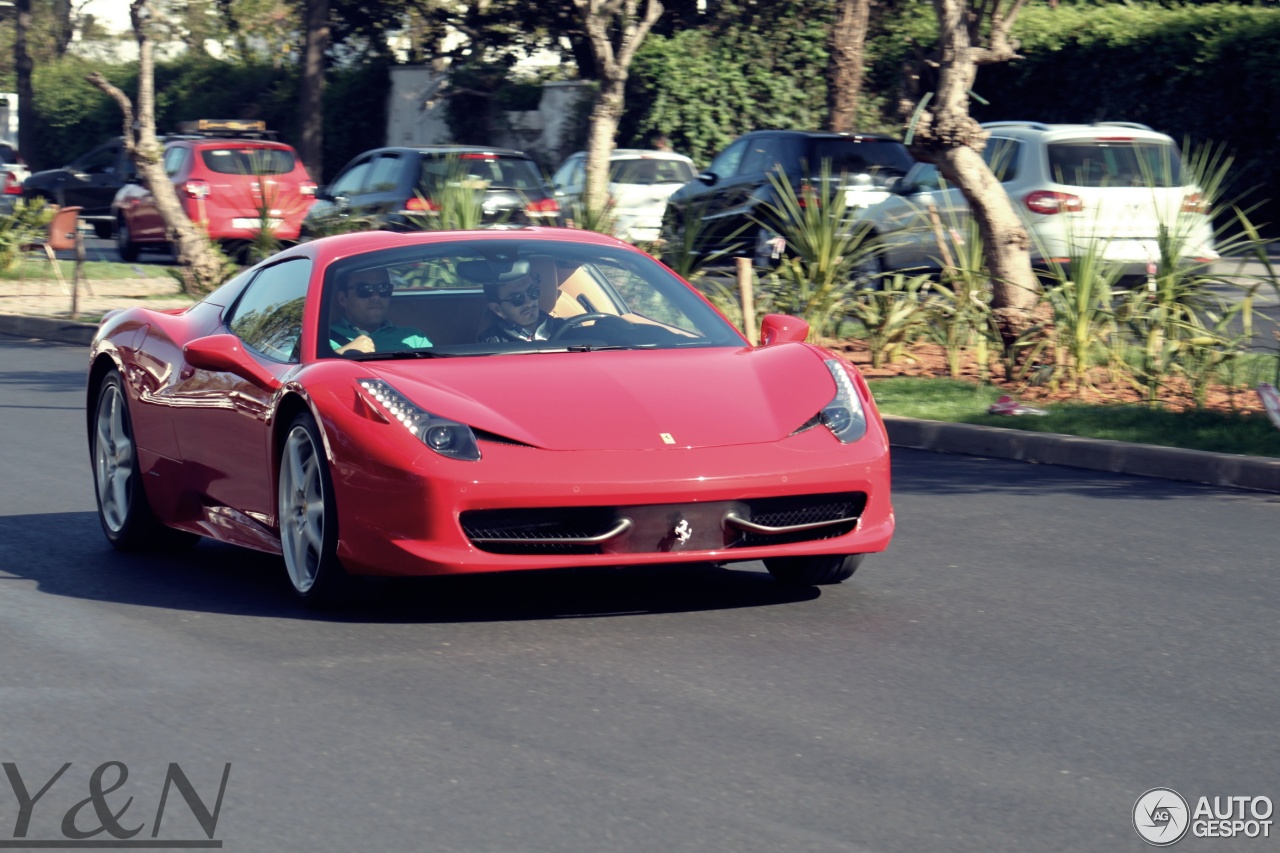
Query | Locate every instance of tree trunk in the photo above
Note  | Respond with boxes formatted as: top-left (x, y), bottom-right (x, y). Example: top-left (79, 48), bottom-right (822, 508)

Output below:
top-left (298, 0), bottom-right (329, 181)
top-left (903, 0), bottom-right (1040, 346)
top-left (572, 0), bottom-right (663, 216)
top-left (53, 0), bottom-right (74, 56)
top-left (86, 0), bottom-right (226, 296)
top-left (15, 0), bottom-right (36, 163)
top-left (826, 0), bottom-right (872, 133)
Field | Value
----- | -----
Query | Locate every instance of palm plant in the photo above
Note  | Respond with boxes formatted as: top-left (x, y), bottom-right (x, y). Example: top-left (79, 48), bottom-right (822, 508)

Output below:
top-left (660, 200), bottom-right (744, 283)
top-left (1037, 228), bottom-right (1125, 395)
top-left (845, 272), bottom-right (933, 368)
top-left (751, 161), bottom-right (885, 339)
top-left (405, 155), bottom-right (491, 232)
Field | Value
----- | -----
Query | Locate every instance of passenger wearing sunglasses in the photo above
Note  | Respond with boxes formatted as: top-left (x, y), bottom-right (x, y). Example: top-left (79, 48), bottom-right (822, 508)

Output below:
top-left (330, 268), bottom-right (432, 355)
top-left (478, 274), bottom-right (567, 343)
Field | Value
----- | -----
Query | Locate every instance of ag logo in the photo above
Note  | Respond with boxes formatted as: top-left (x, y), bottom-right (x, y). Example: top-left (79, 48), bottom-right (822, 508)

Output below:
top-left (1134, 787), bottom-right (1190, 846)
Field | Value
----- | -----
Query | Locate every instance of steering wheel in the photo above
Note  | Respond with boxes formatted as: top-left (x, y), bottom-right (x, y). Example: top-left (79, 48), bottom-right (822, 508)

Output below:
top-left (550, 312), bottom-right (616, 339)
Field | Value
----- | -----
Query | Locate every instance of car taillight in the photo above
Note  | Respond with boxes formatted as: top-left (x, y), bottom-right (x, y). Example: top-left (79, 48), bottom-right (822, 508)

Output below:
top-left (300, 181), bottom-right (317, 197)
top-left (184, 179), bottom-right (210, 199)
top-left (404, 196), bottom-right (438, 212)
top-left (525, 197), bottom-right (560, 215)
top-left (1181, 192), bottom-right (1210, 214)
top-left (2, 171), bottom-right (21, 195)
top-left (1025, 190), bottom-right (1082, 215)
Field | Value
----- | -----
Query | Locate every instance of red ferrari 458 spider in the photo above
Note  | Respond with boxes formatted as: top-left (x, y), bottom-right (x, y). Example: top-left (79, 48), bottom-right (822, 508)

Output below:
top-left (87, 229), bottom-right (894, 605)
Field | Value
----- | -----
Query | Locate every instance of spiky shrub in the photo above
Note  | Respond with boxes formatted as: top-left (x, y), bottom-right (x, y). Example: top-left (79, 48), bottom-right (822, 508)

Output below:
top-left (0, 198), bottom-right (56, 272)
top-left (752, 161), bottom-right (885, 339)
top-left (405, 155), bottom-right (492, 232)
top-left (845, 272), bottom-right (933, 368)
top-left (566, 196), bottom-right (618, 237)
top-left (660, 199), bottom-right (746, 284)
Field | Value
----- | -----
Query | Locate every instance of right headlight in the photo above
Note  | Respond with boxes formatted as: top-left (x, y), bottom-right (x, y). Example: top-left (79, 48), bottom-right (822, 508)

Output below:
top-left (357, 378), bottom-right (481, 461)
top-left (819, 359), bottom-right (868, 444)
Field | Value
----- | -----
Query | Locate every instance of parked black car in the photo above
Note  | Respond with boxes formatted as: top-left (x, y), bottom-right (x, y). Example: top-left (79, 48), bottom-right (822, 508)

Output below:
top-left (662, 130), bottom-right (914, 265)
top-left (304, 146), bottom-right (563, 234)
top-left (22, 137), bottom-right (134, 238)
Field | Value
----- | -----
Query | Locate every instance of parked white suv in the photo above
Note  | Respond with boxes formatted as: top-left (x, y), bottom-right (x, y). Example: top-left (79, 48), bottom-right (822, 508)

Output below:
top-left (861, 121), bottom-right (1219, 279)
top-left (552, 149), bottom-right (696, 243)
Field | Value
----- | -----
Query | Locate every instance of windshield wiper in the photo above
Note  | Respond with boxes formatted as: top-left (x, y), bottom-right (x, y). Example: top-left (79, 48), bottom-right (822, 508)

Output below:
top-left (564, 343), bottom-right (659, 352)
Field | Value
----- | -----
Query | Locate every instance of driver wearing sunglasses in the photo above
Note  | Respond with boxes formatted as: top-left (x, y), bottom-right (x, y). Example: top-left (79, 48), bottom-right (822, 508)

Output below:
top-left (478, 273), bottom-right (567, 343)
top-left (330, 268), bottom-right (432, 355)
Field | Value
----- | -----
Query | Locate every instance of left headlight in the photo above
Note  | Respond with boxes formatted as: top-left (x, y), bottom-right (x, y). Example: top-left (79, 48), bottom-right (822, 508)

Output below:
top-left (357, 378), bottom-right (482, 461)
top-left (819, 359), bottom-right (868, 444)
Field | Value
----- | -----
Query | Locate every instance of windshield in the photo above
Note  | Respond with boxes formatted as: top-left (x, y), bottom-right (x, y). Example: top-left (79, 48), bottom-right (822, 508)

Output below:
top-left (200, 147), bottom-right (296, 175)
top-left (609, 158), bottom-right (694, 185)
top-left (320, 239), bottom-right (744, 360)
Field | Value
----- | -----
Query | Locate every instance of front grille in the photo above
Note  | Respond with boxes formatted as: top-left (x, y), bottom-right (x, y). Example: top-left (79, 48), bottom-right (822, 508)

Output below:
top-left (461, 492), bottom-right (867, 556)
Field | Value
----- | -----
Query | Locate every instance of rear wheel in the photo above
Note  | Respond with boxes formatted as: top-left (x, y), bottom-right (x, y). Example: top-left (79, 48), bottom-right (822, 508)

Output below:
top-left (116, 217), bottom-right (139, 262)
top-left (850, 238), bottom-right (884, 290)
top-left (764, 554), bottom-right (863, 585)
top-left (91, 370), bottom-right (197, 551)
top-left (278, 413), bottom-right (352, 607)
top-left (93, 221), bottom-right (113, 240)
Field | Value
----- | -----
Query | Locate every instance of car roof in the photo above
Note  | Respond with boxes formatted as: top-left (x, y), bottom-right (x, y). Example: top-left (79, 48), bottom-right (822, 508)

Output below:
top-left (167, 137), bottom-right (297, 150)
top-left (981, 121), bottom-right (1175, 143)
top-left (369, 145), bottom-right (535, 159)
top-left (564, 149), bottom-right (694, 162)
top-left (744, 129), bottom-right (904, 142)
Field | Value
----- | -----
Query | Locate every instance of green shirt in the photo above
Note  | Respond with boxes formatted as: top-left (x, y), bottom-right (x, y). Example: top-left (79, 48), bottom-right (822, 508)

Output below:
top-left (330, 318), bottom-right (432, 352)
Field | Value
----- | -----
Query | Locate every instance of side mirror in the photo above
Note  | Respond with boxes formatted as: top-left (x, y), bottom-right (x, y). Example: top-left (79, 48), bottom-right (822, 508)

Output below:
top-left (758, 314), bottom-right (809, 346)
top-left (184, 334), bottom-right (281, 390)
top-left (314, 186), bottom-right (333, 202)
top-left (696, 171), bottom-right (718, 187)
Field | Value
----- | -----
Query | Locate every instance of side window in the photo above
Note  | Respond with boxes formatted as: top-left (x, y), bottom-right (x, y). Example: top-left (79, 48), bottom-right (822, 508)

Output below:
top-left (983, 137), bottom-right (1020, 182)
top-left (551, 155), bottom-right (581, 189)
top-left (365, 154), bottom-right (402, 193)
top-left (708, 138), bottom-right (749, 178)
top-left (908, 163), bottom-right (944, 193)
top-left (79, 145), bottom-right (119, 175)
top-left (162, 146), bottom-right (188, 177)
top-left (227, 259), bottom-right (312, 363)
top-left (739, 137), bottom-right (777, 177)
top-left (328, 157), bottom-right (372, 197)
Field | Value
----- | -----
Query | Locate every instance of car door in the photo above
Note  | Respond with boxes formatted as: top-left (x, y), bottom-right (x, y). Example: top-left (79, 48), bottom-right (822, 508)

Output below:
top-left (690, 136), bottom-right (755, 251)
top-left (169, 258), bottom-right (311, 522)
top-left (62, 140), bottom-right (128, 214)
top-left (864, 161), bottom-right (949, 272)
top-left (354, 151), bottom-right (407, 219)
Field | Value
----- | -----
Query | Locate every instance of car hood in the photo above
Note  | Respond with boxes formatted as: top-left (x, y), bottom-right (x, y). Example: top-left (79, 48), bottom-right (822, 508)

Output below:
top-left (363, 344), bottom-right (837, 451)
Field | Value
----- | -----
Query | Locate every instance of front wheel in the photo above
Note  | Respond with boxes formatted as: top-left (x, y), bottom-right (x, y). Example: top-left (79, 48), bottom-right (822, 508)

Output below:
top-left (764, 554), bottom-right (863, 585)
top-left (91, 370), bottom-right (197, 551)
top-left (278, 413), bottom-right (352, 607)
top-left (116, 217), bottom-right (139, 262)
top-left (93, 221), bottom-right (113, 240)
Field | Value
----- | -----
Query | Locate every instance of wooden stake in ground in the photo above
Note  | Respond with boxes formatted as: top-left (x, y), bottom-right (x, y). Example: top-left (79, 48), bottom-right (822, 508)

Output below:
top-left (736, 256), bottom-right (757, 345)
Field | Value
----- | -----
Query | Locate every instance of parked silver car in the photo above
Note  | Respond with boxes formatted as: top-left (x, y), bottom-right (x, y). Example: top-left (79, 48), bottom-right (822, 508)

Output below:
top-left (859, 121), bottom-right (1219, 280)
top-left (1, 142), bottom-right (28, 215)
top-left (552, 149), bottom-right (696, 243)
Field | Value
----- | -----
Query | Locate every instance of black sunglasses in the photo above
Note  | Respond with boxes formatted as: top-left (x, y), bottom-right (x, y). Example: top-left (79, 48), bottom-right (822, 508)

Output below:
top-left (499, 284), bottom-right (541, 307)
top-left (349, 282), bottom-right (394, 299)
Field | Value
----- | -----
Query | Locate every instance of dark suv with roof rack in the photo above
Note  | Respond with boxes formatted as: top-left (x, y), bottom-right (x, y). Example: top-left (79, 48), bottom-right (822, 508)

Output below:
top-left (662, 129), bottom-right (914, 266)
top-left (303, 146), bottom-right (563, 235)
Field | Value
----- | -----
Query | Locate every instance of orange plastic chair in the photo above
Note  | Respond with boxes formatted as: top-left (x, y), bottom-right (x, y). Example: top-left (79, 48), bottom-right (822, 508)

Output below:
top-left (20, 205), bottom-right (83, 295)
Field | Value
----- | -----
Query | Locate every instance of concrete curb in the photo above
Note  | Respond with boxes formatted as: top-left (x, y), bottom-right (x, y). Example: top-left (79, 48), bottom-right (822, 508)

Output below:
top-left (0, 313), bottom-right (97, 346)
top-left (3, 313), bottom-right (1277, 494)
top-left (885, 415), bottom-right (1280, 494)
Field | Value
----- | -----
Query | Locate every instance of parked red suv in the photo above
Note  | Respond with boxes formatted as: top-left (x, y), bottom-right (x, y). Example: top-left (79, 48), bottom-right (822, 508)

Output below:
top-left (111, 119), bottom-right (316, 262)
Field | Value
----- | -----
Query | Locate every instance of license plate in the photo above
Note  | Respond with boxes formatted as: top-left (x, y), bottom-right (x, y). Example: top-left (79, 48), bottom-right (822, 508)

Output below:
top-left (232, 217), bottom-right (283, 230)
top-left (846, 190), bottom-right (889, 208)
top-left (1102, 239), bottom-right (1158, 261)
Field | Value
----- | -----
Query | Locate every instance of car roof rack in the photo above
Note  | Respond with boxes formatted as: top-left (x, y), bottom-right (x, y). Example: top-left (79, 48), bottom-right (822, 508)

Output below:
top-left (1093, 121), bottom-right (1153, 131)
top-left (169, 119), bottom-right (279, 141)
top-left (981, 121), bottom-right (1053, 131)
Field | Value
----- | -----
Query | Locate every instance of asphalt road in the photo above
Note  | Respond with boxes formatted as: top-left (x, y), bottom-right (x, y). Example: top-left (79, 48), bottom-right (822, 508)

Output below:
top-left (1, 337), bottom-right (1277, 852)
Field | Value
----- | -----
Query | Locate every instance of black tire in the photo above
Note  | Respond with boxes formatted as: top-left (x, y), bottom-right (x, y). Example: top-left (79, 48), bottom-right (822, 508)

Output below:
top-left (764, 554), bottom-right (863, 585)
top-left (90, 370), bottom-right (198, 551)
top-left (116, 217), bottom-right (139, 262)
top-left (277, 412), bottom-right (353, 608)
top-left (93, 221), bottom-right (114, 240)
